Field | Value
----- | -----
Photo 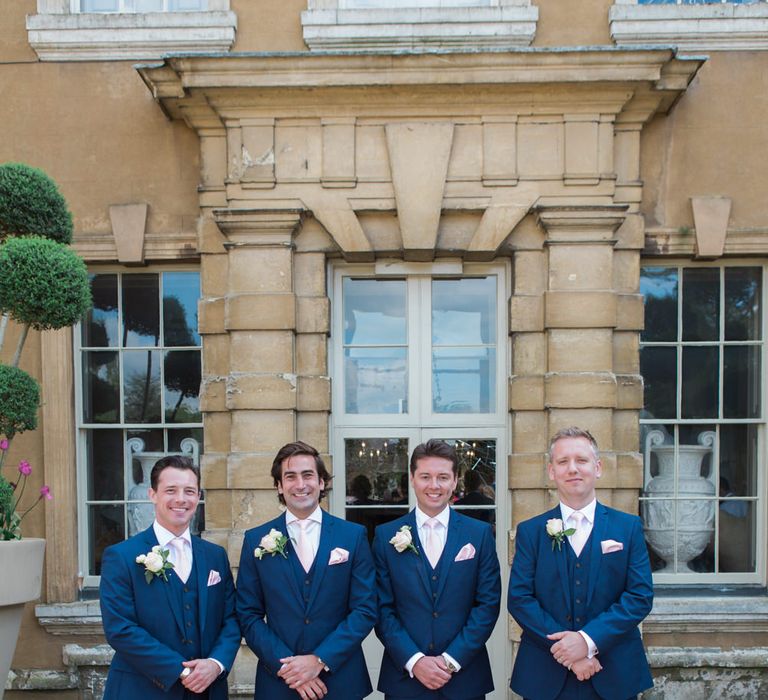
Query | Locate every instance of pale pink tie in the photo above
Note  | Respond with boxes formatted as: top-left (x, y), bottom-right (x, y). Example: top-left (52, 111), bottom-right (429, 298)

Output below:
top-left (171, 537), bottom-right (191, 583)
top-left (295, 519), bottom-right (314, 573)
top-left (423, 518), bottom-right (442, 569)
top-left (569, 511), bottom-right (587, 557)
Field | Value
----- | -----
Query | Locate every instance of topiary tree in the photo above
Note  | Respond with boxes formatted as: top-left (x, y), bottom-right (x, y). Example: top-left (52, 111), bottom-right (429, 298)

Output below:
top-left (0, 236), bottom-right (92, 366)
top-left (0, 365), bottom-right (39, 439)
top-left (0, 163), bottom-right (73, 244)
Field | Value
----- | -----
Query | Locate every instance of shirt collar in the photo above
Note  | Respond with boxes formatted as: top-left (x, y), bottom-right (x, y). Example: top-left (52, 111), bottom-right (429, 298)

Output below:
top-left (285, 505), bottom-right (323, 526)
top-left (415, 505), bottom-right (451, 529)
top-left (153, 521), bottom-right (191, 548)
top-left (560, 499), bottom-right (597, 525)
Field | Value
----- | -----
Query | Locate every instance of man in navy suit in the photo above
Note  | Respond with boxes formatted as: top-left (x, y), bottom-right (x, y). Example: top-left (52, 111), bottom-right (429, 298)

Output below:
top-left (373, 439), bottom-right (501, 700)
top-left (508, 427), bottom-right (654, 700)
top-left (237, 441), bottom-right (377, 700)
top-left (100, 455), bottom-right (241, 699)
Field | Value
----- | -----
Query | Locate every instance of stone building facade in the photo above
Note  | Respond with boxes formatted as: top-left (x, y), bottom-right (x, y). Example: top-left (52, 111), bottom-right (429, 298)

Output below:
top-left (2, 1), bottom-right (768, 698)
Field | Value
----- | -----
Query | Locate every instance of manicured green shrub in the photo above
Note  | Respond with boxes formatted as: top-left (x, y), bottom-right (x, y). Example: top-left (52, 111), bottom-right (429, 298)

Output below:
top-left (0, 365), bottom-right (39, 439)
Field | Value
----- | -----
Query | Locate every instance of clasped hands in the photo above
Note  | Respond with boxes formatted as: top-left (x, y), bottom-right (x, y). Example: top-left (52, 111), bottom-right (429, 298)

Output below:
top-left (279, 654), bottom-right (327, 700)
top-left (180, 658), bottom-right (221, 694)
top-left (547, 631), bottom-right (602, 682)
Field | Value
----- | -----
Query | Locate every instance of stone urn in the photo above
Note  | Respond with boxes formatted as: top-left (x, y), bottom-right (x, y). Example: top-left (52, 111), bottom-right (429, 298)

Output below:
top-left (0, 538), bottom-right (45, 698)
top-left (127, 437), bottom-right (199, 536)
top-left (643, 430), bottom-right (716, 573)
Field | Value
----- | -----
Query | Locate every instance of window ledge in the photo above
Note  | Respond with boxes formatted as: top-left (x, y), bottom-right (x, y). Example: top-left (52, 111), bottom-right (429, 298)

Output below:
top-left (26, 11), bottom-right (237, 62)
top-left (35, 600), bottom-right (103, 636)
top-left (301, 6), bottom-right (538, 52)
top-left (610, 3), bottom-right (768, 52)
top-left (645, 594), bottom-right (768, 634)
top-left (647, 646), bottom-right (768, 669)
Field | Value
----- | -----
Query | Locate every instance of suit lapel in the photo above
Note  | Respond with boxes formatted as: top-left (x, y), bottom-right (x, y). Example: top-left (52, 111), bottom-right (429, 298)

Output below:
top-left (406, 510), bottom-right (433, 600)
top-left (192, 536), bottom-right (209, 636)
top-left (143, 528), bottom-right (185, 636)
top-left (306, 514), bottom-right (334, 612)
top-left (586, 502), bottom-right (608, 608)
top-left (279, 513), bottom-right (305, 608)
top-left (553, 506), bottom-right (572, 615)
top-left (434, 509), bottom-right (463, 603)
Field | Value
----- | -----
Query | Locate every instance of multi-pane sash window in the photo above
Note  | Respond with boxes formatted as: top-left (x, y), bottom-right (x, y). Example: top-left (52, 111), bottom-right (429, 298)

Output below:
top-left (77, 0), bottom-right (206, 12)
top-left (640, 265), bottom-right (763, 583)
top-left (77, 271), bottom-right (203, 582)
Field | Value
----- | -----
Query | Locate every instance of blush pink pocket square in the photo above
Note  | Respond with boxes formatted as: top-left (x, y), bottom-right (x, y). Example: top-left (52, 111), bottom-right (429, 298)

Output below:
top-left (329, 547), bottom-right (350, 565)
top-left (601, 539), bottom-right (624, 554)
top-left (454, 543), bottom-right (476, 562)
top-left (207, 570), bottom-right (222, 586)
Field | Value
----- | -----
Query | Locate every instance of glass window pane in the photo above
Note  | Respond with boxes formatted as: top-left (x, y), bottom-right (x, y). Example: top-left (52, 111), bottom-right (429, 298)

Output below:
top-left (82, 274), bottom-right (118, 347)
top-left (123, 350), bottom-right (162, 423)
top-left (640, 346), bottom-right (676, 419)
top-left (718, 502), bottom-right (755, 573)
top-left (82, 351), bottom-right (120, 423)
top-left (433, 347), bottom-right (495, 414)
top-left (89, 504), bottom-right (124, 576)
top-left (134, 0), bottom-right (164, 10)
top-left (452, 438), bottom-right (496, 530)
top-left (168, 0), bottom-right (206, 9)
top-left (123, 274), bottom-right (160, 347)
top-left (345, 438), bottom-right (410, 505)
top-left (127, 428), bottom-right (164, 453)
top-left (641, 267), bottom-right (678, 342)
top-left (643, 498), bottom-right (676, 573)
top-left (719, 424), bottom-right (759, 498)
top-left (345, 347), bottom-right (407, 414)
top-left (86, 429), bottom-right (124, 500)
top-left (164, 350), bottom-right (201, 422)
top-left (343, 278), bottom-right (406, 345)
top-left (346, 507), bottom-right (409, 545)
top-left (163, 272), bottom-right (200, 347)
top-left (432, 277), bottom-right (496, 345)
top-left (168, 427), bottom-right (203, 453)
top-left (723, 345), bottom-right (761, 418)
top-left (81, 0), bottom-right (119, 11)
top-left (724, 267), bottom-right (761, 341)
top-left (681, 346), bottom-right (718, 418)
top-left (682, 268), bottom-right (719, 341)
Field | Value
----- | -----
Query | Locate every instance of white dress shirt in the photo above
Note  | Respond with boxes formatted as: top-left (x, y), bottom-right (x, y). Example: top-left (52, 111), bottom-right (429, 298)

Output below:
top-left (405, 506), bottom-right (461, 676)
top-left (151, 521), bottom-right (225, 676)
top-left (557, 500), bottom-right (599, 659)
top-left (286, 505), bottom-right (323, 564)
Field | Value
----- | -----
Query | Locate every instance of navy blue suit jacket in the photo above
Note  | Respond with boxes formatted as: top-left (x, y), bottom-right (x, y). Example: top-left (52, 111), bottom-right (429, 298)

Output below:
top-left (236, 512), bottom-right (376, 699)
top-left (100, 527), bottom-right (241, 700)
top-left (373, 509), bottom-right (501, 699)
top-left (508, 503), bottom-right (654, 700)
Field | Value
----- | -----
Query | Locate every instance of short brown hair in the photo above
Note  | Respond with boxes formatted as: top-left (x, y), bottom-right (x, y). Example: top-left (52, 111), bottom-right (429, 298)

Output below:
top-left (271, 441), bottom-right (332, 505)
top-left (150, 454), bottom-right (200, 491)
top-left (548, 427), bottom-right (599, 461)
top-left (409, 439), bottom-right (459, 476)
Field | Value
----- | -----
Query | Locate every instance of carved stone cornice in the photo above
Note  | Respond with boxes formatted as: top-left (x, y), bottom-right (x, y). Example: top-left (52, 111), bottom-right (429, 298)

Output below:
top-left (536, 204), bottom-right (629, 243)
top-left (212, 208), bottom-right (304, 248)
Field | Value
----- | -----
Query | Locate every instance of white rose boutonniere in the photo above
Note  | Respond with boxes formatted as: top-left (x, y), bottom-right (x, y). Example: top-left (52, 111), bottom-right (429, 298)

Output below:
top-left (546, 518), bottom-right (575, 551)
top-left (136, 544), bottom-right (174, 583)
top-left (254, 528), bottom-right (289, 560)
top-left (389, 524), bottom-right (419, 556)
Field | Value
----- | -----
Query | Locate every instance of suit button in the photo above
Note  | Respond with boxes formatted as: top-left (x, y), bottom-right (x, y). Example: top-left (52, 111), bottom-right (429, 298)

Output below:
top-left (576, 598), bottom-right (581, 604)
top-left (576, 563), bottom-right (581, 569)
top-left (186, 622), bottom-right (192, 627)
top-left (428, 643), bottom-right (434, 650)
top-left (433, 612), bottom-right (439, 618)
top-left (575, 580), bottom-right (581, 586)
top-left (185, 604), bottom-right (191, 610)
top-left (576, 617), bottom-right (582, 623)
top-left (305, 618), bottom-right (310, 625)
top-left (433, 593), bottom-right (437, 599)
top-left (566, 615), bottom-right (572, 622)
top-left (432, 575), bottom-right (438, 581)
top-left (305, 580), bottom-right (311, 585)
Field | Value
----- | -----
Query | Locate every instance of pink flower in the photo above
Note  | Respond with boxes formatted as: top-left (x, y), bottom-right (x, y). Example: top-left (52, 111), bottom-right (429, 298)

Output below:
top-left (18, 460), bottom-right (31, 476)
top-left (0, 439), bottom-right (8, 450)
top-left (40, 485), bottom-right (52, 500)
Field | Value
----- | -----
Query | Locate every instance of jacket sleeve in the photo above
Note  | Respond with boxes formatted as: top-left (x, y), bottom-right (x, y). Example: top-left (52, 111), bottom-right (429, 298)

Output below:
top-left (373, 529), bottom-right (422, 669)
top-left (206, 548), bottom-right (242, 672)
top-left (313, 527), bottom-right (377, 671)
top-left (581, 516), bottom-right (654, 653)
top-left (235, 531), bottom-right (294, 673)
top-left (99, 546), bottom-right (186, 691)
top-left (507, 520), bottom-right (565, 651)
top-left (444, 523), bottom-right (501, 666)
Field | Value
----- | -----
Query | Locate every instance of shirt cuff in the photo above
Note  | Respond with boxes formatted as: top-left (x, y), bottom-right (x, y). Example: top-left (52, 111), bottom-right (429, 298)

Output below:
top-left (405, 652), bottom-right (425, 677)
top-left (578, 631), bottom-right (598, 659)
top-left (442, 652), bottom-right (461, 672)
top-left (208, 658), bottom-right (225, 675)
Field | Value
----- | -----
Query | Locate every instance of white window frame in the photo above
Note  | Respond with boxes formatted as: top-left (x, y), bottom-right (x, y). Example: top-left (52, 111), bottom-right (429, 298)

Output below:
top-left (639, 260), bottom-right (766, 586)
top-left (75, 266), bottom-right (203, 587)
top-left (329, 260), bottom-right (512, 696)
top-left (72, 0), bottom-right (207, 12)
top-left (610, 0), bottom-right (768, 52)
top-left (301, 0), bottom-right (538, 52)
top-left (26, 0), bottom-right (236, 62)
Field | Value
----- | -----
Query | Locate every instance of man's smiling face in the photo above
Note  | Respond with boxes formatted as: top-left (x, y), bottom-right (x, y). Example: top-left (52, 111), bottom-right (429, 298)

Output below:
top-left (547, 436), bottom-right (602, 509)
top-left (149, 466), bottom-right (200, 536)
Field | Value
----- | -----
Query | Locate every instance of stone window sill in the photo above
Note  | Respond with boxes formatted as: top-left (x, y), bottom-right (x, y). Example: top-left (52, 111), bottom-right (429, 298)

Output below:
top-left (35, 600), bottom-right (104, 636)
top-left (610, 2), bottom-right (768, 52)
top-left (301, 5), bottom-right (538, 52)
top-left (26, 10), bottom-right (237, 61)
top-left (644, 593), bottom-right (768, 634)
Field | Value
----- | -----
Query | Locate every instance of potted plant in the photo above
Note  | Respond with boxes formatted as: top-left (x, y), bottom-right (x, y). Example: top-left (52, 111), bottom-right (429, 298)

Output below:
top-left (0, 162), bottom-right (91, 695)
